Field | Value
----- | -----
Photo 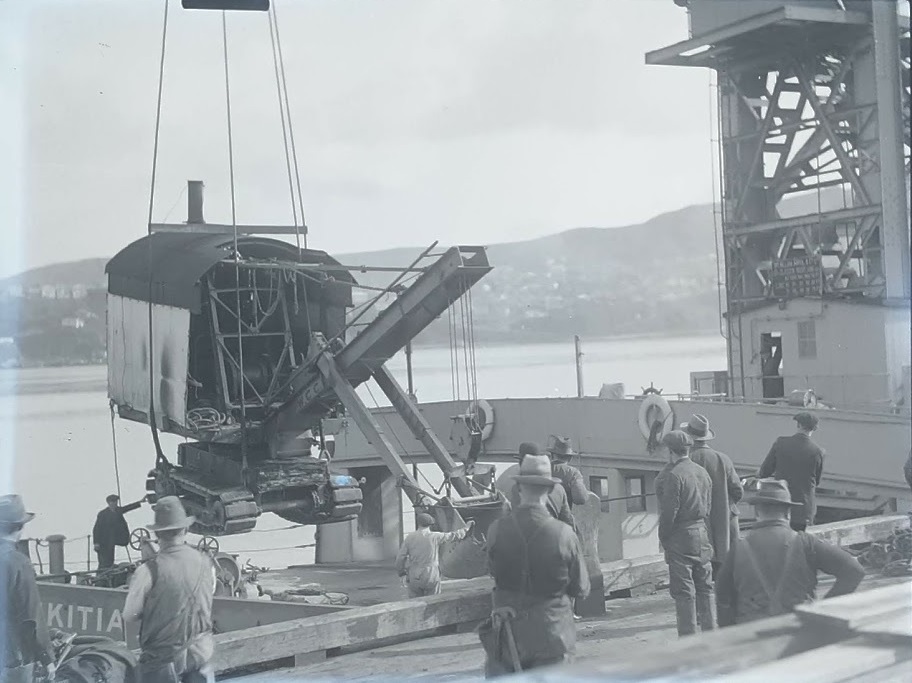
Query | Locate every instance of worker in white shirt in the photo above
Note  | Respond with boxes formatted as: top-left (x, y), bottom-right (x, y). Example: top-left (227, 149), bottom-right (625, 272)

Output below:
top-left (396, 512), bottom-right (474, 597)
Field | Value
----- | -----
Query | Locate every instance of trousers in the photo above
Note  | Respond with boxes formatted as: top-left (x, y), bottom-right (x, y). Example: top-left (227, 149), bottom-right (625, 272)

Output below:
top-left (97, 546), bottom-right (116, 569)
top-left (406, 566), bottom-right (441, 598)
top-left (665, 524), bottom-right (716, 636)
top-left (138, 661), bottom-right (213, 683)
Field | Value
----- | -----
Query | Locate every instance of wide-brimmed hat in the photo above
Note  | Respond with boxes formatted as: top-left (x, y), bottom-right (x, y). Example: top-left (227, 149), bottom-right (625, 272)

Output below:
top-left (794, 412), bottom-right (819, 430)
top-left (0, 495), bottom-right (35, 526)
top-left (680, 414), bottom-right (715, 441)
top-left (514, 454), bottom-right (560, 488)
top-left (744, 478), bottom-right (802, 507)
top-left (546, 435), bottom-right (575, 460)
top-left (147, 496), bottom-right (195, 532)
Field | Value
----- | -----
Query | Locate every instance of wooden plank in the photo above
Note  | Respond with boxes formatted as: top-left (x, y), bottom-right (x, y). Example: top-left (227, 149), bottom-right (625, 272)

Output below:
top-left (808, 515), bottom-right (910, 547)
top-left (794, 582), bottom-right (911, 635)
top-left (841, 659), bottom-right (912, 683)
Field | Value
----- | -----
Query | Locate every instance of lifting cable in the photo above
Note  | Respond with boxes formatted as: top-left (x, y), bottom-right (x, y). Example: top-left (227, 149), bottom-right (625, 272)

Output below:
top-left (109, 400), bottom-right (123, 501)
top-left (221, 10), bottom-right (249, 466)
top-left (144, 0), bottom-right (171, 468)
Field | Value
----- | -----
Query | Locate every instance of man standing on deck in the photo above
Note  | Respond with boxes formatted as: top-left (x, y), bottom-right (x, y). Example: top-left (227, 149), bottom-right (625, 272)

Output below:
top-left (715, 478), bottom-right (864, 626)
top-left (482, 453), bottom-right (590, 675)
top-left (758, 412), bottom-right (824, 532)
top-left (547, 436), bottom-right (589, 509)
top-left (0, 495), bottom-right (55, 683)
top-left (396, 513), bottom-right (475, 598)
top-left (507, 443), bottom-right (574, 528)
top-left (655, 430), bottom-right (716, 637)
top-left (93, 493), bottom-right (146, 569)
top-left (123, 496), bottom-right (216, 683)
top-left (681, 415), bottom-right (743, 578)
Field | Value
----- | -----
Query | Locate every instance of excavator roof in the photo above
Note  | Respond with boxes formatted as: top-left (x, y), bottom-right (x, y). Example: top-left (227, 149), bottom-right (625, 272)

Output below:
top-left (105, 232), bottom-right (353, 313)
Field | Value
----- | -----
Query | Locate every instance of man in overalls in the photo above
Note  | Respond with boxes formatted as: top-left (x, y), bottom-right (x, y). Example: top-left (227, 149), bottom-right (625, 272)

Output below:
top-left (123, 497), bottom-right (216, 683)
top-left (396, 513), bottom-right (474, 598)
top-left (482, 453), bottom-right (589, 676)
top-left (715, 478), bottom-right (864, 626)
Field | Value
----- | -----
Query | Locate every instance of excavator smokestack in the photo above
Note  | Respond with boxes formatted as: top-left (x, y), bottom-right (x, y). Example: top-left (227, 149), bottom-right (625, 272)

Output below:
top-left (187, 180), bottom-right (205, 224)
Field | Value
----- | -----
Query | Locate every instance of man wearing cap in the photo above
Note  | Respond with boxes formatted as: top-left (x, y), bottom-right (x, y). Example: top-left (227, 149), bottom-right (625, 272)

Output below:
top-left (507, 442), bottom-right (574, 529)
top-left (654, 430), bottom-right (716, 636)
top-left (759, 412), bottom-right (824, 532)
top-left (396, 512), bottom-right (475, 598)
top-left (681, 415), bottom-right (743, 578)
top-left (123, 496), bottom-right (216, 683)
top-left (716, 478), bottom-right (864, 626)
top-left (546, 436), bottom-right (589, 508)
top-left (0, 494), bottom-right (54, 681)
top-left (93, 493), bottom-right (146, 570)
top-left (483, 452), bottom-right (590, 675)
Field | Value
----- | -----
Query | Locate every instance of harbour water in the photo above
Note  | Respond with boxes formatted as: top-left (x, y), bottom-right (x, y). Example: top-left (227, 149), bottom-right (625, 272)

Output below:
top-left (0, 333), bottom-right (725, 572)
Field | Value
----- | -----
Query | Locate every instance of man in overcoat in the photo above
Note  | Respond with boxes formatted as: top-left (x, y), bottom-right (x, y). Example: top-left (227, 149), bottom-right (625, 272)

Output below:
top-left (681, 414), bottom-right (743, 577)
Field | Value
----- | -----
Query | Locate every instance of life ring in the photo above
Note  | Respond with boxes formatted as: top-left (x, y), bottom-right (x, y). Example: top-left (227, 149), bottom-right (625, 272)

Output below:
top-left (637, 394), bottom-right (674, 446)
top-left (464, 399), bottom-right (495, 441)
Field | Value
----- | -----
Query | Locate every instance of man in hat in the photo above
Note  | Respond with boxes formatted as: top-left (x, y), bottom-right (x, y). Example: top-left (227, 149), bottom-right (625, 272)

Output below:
top-left (123, 496), bottom-right (216, 683)
top-left (93, 493), bottom-right (146, 570)
top-left (483, 452), bottom-right (589, 675)
top-left (716, 478), bottom-right (864, 626)
top-left (681, 415), bottom-right (743, 578)
top-left (546, 435), bottom-right (589, 508)
top-left (396, 512), bottom-right (475, 598)
top-left (759, 412), bottom-right (824, 531)
top-left (506, 442), bottom-right (574, 528)
top-left (654, 430), bottom-right (715, 637)
top-left (0, 494), bottom-right (54, 681)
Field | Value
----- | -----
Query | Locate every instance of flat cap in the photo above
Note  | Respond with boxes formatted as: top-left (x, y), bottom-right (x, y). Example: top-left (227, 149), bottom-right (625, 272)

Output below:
top-left (661, 429), bottom-right (694, 453)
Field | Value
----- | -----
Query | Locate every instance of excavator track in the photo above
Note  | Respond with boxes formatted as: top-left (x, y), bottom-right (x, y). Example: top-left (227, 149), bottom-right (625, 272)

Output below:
top-left (147, 468), bottom-right (259, 536)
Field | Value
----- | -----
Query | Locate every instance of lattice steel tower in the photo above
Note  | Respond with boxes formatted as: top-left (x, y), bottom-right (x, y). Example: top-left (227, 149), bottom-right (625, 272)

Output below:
top-left (649, 0), bottom-right (910, 406)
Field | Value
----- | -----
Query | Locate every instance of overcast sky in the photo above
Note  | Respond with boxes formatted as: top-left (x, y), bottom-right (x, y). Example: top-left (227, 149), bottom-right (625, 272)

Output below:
top-left (0, 0), bottom-right (711, 279)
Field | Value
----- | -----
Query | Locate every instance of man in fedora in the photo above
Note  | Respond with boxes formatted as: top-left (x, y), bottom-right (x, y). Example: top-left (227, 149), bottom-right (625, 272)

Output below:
top-left (0, 494), bottom-right (54, 682)
top-left (546, 436), bottom-right (589, 509)
top-left (506, 442), bottom-right (574, 528)
top-left (123, 496), bottom-right (216, 683)
top-left (759, 412), bottom-right (824, 531)
top-left (715, 478), bottom-right (864, 626)
top-left (655, 430), bottom-right (715, 637)
top-left (93, 493), bottom-right (146, 570)
top-left (681, 415), bottom-right (743, 578)
top-left (396, 512), bottom-right (475, 598)
top-left (483, 452), bottom-right (589, 675)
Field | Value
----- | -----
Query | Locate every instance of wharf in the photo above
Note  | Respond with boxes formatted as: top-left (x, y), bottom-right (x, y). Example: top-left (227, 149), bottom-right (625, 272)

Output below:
top-left (239, 573), bottom-right (911, 682)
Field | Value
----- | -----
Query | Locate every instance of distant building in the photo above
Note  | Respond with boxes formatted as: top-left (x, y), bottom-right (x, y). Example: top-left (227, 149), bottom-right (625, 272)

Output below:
top-left (61, 317), bottom-right (85, 329)
top-left (41, 284), bottom-right (56, 299)
top-left (55, 284), bottom-right (72, 299)
top-left (72, 284), bottom-right (88, 299)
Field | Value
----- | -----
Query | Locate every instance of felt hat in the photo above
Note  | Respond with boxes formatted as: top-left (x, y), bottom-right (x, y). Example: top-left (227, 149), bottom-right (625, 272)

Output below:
top-left (0, 495), bottom-right (35, 526)
top-left (744, 478), bottom-right (802, 507)
top-left (794, 412), bottom-right (819, 430)
top-left (514, 441), bottom-right (543, 461)
top-left (147, 496), bottom-right (195, 532)
top-left (546, 435), bottom-right (575, 460)
top-left (680, 414), bottom-right (715, 441)
top-left (514, 454), bottom-right (559, 488)
top-left (661, 430), bottom-right (694, 454)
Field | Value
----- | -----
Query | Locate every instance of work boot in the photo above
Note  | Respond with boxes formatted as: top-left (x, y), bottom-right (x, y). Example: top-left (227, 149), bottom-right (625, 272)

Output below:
top-left (674, 599), bottom-right (697, 637)
top-left (696, 593), bottom-right (717, 632)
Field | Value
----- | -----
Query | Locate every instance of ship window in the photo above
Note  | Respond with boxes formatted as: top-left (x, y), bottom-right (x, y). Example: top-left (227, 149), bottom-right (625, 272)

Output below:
top-left (797, 320), bottom-right (817, 359)
top-left (625, 476), bottom-right (646, 513)
top-left (590, 476), bottom-right (609, 512)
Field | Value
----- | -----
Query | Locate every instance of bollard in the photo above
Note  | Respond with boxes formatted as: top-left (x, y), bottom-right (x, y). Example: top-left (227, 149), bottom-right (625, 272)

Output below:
top-left (46, 534), bottom-right (67, 583)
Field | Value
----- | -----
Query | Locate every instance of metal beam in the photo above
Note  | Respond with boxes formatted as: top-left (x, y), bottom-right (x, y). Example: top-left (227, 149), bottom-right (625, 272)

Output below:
top-left (726, 204), bottom-right (882, 237)
top-left (150, 223), bottom-right (303, 235)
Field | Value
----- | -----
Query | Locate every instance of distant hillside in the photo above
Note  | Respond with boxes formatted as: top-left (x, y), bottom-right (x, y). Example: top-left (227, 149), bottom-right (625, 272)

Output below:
top-left (0, 189), bottom-right (847, 363)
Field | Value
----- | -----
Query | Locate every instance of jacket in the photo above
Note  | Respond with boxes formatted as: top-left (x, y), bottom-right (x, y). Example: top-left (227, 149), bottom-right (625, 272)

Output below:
top-left (759, 433), bottom-right (824, 526)
top-left (654, 457), bottom-right (712, 547)
top-left (124, 544), bottom-right (215, 671)
top-left (715, 519), bottom-right (864, 626)
top-left (92, 501), bottom-right (141, 549)
top-left (395, 526), bottom-right (469, 579)
top-left (690, 444), bottom-right (743, 563)
top-left (486, 505), bottom-right (590, 666)
top-left (1, 540), bottom-right (53, 669)
top-left (551, 462), bottom-right (589, 508)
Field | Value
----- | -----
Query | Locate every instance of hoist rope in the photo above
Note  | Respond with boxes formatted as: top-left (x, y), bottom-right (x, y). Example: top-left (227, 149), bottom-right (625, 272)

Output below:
top-left (266, 1), bottom-right (300, 250)
top-left (270, 0), bottom-right (308, 248)
top-left (221, 10), bottom-right (248, 462)
top-left (144, 0), bottom-right (170, 467)
top-left (109, 400), bottom-right (123, 501)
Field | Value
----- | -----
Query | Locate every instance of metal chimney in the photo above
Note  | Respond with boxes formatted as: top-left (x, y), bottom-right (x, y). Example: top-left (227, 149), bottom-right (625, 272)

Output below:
top-left (187, 180), bottom-right (205, 224)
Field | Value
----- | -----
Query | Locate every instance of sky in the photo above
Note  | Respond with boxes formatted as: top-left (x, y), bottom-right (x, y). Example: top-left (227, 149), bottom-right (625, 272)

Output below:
top-left (0, 0), bottom-right (712, 279)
